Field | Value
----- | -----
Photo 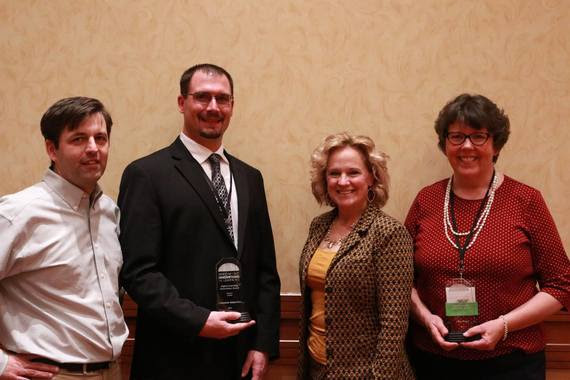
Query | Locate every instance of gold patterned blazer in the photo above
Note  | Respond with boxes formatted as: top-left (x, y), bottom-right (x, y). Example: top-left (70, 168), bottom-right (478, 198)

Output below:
top-left (298, 204), bottom-right (415, 379)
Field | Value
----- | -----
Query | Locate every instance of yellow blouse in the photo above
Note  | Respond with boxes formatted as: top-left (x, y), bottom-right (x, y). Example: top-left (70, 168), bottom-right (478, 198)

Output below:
top-left (306, 248), bottom-right (336, 364)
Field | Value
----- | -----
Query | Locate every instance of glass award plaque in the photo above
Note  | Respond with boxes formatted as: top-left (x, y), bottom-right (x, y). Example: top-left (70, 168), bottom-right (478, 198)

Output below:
top-left (216, 257), bottom-right (252, 323)
top-left (444, 278), bottom-right (481, 342)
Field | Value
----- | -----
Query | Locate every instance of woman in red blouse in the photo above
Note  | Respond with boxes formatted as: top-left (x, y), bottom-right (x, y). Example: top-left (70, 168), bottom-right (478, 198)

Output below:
top-left (405, 93), bottom-right (570, 379)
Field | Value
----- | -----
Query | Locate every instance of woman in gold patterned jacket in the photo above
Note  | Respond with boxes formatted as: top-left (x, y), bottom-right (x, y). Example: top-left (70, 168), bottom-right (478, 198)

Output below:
top-left (298, 132), bottom-right (415, 379)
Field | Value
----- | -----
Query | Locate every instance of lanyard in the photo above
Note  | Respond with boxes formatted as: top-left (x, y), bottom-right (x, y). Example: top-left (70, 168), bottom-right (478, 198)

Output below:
top-left (449, 170), bottom-right (495, 277)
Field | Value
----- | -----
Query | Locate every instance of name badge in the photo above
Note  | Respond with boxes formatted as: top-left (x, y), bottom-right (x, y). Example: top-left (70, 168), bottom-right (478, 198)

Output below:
top-left (445, 278), bottom-right (478, 316)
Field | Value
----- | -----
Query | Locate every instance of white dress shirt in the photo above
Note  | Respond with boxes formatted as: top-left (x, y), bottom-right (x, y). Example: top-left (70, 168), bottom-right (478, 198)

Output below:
top-left (179, 133), bottom-right (239, 247)
top-left (0, 170), bottom-right (128, 372)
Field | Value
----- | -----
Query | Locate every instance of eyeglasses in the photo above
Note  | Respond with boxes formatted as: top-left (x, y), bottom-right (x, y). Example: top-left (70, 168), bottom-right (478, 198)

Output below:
top-left (446, 132), bottom-right (490, 146)
top-left (187, 92), bottom-right (233, 108)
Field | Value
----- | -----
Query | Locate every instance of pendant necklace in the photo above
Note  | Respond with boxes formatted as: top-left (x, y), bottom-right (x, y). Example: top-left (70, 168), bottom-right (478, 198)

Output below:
top-left (322, 220), bottom-right (356, 249)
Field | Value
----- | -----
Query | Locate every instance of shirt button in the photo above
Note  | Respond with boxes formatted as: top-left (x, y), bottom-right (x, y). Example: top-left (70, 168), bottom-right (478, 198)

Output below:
top-left (106, 302), bottom-right (111, 308)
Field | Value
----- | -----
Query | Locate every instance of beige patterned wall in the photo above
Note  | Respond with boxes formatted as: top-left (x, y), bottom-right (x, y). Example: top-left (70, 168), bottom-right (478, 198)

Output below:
top-left (1, 0), bottom-right (569, 292)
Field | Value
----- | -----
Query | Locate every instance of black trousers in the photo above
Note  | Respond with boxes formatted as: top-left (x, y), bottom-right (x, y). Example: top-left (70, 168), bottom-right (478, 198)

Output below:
top-left (410, 347), bottom-right (545, 380)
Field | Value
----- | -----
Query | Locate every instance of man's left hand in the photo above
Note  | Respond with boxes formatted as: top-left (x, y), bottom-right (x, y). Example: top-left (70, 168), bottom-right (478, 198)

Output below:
top-left (241, 350), bottom-right (268, 380)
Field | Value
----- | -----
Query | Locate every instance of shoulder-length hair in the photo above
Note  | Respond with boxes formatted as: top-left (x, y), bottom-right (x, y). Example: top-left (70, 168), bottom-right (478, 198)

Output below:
top-left (310, 132), bottom-right (390, 208)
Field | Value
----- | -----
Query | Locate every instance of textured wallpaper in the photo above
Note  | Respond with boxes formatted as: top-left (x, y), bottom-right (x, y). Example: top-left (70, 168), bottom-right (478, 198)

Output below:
top-left (1, 0), bottom-right (569, 292)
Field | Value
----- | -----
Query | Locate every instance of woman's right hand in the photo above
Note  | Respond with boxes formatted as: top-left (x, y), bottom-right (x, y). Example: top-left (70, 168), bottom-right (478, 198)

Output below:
top-left (412, 288), bottom-right (459, 351)
top-left (423, 313), bottom-right (459, 351)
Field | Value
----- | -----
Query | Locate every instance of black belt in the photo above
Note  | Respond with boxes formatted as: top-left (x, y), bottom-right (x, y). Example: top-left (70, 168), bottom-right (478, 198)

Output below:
top-left (34, 358), bottom-right (111, 373)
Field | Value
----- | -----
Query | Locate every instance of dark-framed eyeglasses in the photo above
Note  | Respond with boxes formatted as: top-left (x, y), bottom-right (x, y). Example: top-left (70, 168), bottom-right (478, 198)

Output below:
top-left (187, 92), bottom-right (233, 108)
top-left (446, 131), bottom-right (490, 146)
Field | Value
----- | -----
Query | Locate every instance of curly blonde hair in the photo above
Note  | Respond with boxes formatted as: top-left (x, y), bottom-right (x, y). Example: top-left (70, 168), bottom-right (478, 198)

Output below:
top-left (310, 132), bottom-right (390, 208)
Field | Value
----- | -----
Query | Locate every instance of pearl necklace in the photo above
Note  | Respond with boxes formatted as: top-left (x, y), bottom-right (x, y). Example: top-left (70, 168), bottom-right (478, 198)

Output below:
top-left (443, 174), bottom-right (498, 250)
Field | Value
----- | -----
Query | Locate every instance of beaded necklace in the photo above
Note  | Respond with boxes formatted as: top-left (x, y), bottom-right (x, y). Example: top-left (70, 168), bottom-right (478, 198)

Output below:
top-left (443, 171), bottom-right (498, 276)
top-left (443, 172), bottom-right (498, 249)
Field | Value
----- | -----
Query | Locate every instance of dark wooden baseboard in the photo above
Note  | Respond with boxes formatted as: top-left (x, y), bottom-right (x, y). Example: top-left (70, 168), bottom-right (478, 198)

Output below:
top-left (120, 294), bottom-right (570, 379)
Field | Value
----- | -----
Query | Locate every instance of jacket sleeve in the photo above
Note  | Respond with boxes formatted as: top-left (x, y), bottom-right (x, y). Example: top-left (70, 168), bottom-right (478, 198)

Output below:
top-left (297, 217), bottom-right (320, 380)
top-left (372, 223), bottom-right (414, 379)
top-left (118, 162), bottom-right (210, 339)
top-left (251, 171), bottom-right (281, 358)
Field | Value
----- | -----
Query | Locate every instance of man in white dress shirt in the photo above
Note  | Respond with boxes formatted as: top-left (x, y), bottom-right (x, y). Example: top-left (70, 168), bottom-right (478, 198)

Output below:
top-left (0, 97), bottom-right (128, 380)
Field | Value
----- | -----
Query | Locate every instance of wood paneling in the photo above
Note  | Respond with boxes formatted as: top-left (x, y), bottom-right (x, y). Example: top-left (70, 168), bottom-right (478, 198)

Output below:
top-left (543, 309), bottom-right (570, 369)
top-left (120, 295), bottom-right (570, 379)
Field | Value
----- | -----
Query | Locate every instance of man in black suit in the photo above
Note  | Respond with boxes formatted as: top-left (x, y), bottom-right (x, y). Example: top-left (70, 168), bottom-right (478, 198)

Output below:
top-left (118, 64), bottom-right (280, 379)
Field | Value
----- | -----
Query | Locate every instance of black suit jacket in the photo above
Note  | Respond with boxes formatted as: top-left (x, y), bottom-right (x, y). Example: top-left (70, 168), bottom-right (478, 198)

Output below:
top-left (118, 138), bottom-right (280, 379)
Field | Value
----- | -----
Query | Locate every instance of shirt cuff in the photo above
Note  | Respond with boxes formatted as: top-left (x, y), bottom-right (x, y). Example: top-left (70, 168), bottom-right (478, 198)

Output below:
top-left (0, 349), bottom-right (8, 375)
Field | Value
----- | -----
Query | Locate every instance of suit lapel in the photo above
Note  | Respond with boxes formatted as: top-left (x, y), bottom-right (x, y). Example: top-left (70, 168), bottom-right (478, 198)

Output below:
top-left (330, 204), bottom-right (376, 269)
top-left (300, 205), bottom-right (377, 292)
top-left (300, 211), bottom-right (335, 292)
top-left (169, 138), bottom-right (236, 250)
top-left (227, 153), bottom-right (249, 258)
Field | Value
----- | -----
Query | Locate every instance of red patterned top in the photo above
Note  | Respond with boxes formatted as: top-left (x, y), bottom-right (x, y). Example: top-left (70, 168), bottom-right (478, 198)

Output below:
top-left (405, 175), bottom-right (570, 360)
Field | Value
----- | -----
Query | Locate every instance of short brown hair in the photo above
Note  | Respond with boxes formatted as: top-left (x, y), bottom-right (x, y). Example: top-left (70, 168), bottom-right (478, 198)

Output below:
top-left (179, 63), bottom-right (234, 97)
top-left (40, 97), bottom-right (112, 148)
top-left (434, 93), bottom-right (510, 162)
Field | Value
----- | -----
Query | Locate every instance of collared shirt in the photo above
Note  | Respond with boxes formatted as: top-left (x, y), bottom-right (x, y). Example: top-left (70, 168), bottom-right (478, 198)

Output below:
top-left (180, 132), bottom-right (238, 246)
top-left (0, 170), bottom-right (128, 370)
